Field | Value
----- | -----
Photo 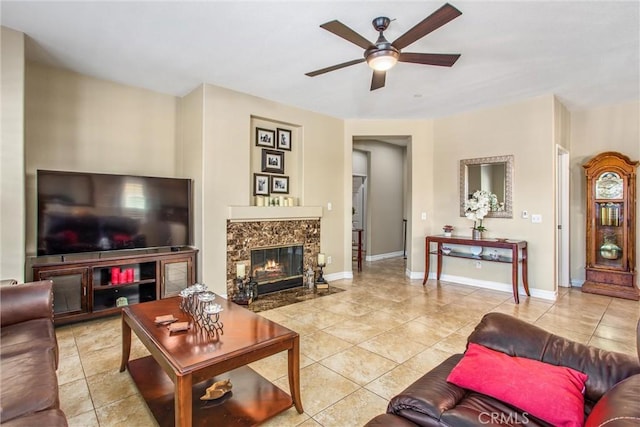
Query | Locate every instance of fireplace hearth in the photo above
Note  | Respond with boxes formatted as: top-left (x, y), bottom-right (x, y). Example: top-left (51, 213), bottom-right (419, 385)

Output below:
top-left (251, 245), bottom-right (303, 294)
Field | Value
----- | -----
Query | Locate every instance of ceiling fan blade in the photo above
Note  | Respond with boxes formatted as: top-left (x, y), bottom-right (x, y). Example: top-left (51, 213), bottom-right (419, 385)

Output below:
top-left (320, 20), bottom-right (375, 50)
top-left (392, 3), bottom-right (462, 50)
top-left (370, 70), bottom-right (386, 91)
top-left (305, 58), bottom-right (366, 77)
top-left (399, 52), bottom-right (461, 67)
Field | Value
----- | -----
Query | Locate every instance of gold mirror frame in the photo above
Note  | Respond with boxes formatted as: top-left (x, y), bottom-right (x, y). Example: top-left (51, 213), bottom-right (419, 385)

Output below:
top-left (460, 155), bottom-right (514, 218)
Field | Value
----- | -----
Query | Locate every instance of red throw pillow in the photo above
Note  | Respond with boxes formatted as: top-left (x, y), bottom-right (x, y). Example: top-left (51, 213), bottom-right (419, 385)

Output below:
top-left (447, 343), bottom-right (588, 427)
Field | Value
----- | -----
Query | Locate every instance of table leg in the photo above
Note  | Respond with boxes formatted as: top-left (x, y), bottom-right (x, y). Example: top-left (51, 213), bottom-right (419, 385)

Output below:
top-left (522, 246), bottom-right (530, 296)
top-left (357, 230), bottom-right (363, 272)
top-left (119, 313), bottom-right (131, 372)
top-left (511, 246), bottom-right (519, 304)
top-left (288, 335), bottom-right (304, 413)
top-left (423, 238), bottom-right (430, 285)
top-left (436, 243), bottom-right (443, 280)
top-left (175, 374), bottom-right (193, 427)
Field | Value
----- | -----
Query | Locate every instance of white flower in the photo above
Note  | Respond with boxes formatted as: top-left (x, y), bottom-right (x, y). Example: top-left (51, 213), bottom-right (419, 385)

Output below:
top-left (465, 190), bottom-right (499, 229)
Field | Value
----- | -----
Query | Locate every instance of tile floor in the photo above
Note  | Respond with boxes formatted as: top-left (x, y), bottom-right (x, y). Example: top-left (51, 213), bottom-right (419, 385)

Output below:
top-left (55, 257), bottom-right (640, 427)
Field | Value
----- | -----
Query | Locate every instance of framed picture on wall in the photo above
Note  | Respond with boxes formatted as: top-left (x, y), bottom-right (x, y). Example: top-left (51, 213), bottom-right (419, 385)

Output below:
top-left (261, 149), bottom-right (285, 174)
top-left (271, 176), bottom-right (289, 194)
top-left (253, 173), bottom-right (270, 196)
top-left (256, 128), bottom-right (275, 148)
top-left (276, 128), bottom-right (292, 151)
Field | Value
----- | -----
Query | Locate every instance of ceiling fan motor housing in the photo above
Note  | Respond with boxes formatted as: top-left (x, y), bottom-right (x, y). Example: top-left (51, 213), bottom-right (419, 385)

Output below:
top-left (372, 16), bottom-right (391, 32)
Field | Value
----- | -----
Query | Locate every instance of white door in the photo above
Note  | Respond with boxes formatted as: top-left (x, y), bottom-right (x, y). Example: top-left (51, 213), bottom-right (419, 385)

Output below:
top-left (556, 146), bottom-right (570, 287)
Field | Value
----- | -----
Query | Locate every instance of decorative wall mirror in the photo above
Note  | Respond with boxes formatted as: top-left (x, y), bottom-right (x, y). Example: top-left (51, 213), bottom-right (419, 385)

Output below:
top-left (460, 155), bottom-right (514, 218)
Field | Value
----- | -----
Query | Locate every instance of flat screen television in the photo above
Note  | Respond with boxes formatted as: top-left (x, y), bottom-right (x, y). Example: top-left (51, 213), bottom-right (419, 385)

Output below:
top-left (37, 170), bottom-right (192, 256)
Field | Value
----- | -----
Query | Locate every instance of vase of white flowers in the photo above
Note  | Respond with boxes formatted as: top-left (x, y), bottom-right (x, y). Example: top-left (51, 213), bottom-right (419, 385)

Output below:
top-left (465, 190), bottom-right (499, 239)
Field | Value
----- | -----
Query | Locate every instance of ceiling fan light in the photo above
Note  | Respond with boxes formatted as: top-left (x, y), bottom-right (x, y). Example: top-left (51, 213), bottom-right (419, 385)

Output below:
top-left (366, 50), bottom-right (399, 71)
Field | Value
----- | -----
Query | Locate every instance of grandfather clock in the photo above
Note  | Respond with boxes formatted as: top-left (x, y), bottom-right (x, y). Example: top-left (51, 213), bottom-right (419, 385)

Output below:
top-left (583, 151), bottom-right (638, 300)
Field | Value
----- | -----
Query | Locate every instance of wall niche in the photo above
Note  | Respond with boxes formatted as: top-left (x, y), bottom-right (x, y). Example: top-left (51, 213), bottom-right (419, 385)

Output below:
top-left (250, 116), bottom-right (302, 207)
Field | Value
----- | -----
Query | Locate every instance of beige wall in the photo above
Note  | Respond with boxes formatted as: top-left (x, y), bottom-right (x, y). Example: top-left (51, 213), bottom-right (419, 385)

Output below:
top-left (23, 63), bottom-right (180, 256)
top-left (1, 28), bottom-right (25, 281)
top-left (433, 96), bottom-right (557, 297)
top-left (177, 85), bottom-right (205, 280)
top-left (353, 140), bottom-right (405, 257)
top-left (569, 101), bottom-right (639, 284)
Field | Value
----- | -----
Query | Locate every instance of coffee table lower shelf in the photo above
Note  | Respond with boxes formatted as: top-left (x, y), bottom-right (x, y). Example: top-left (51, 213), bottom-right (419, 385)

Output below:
top-left (127, 355), bottom-right (294, 427)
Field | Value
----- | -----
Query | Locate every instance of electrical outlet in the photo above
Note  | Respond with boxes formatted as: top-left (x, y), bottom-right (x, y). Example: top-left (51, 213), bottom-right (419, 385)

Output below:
top-left (531, 214), bottom-right (542, 223)
top-left (475, 261), bottom-right (482, 269)
top-left (327, 256), bottom-right (332, 264)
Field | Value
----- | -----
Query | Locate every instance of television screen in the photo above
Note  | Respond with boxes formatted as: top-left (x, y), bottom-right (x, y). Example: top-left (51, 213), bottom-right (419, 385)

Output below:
top-left (37, 170), bottom-right (192, 256)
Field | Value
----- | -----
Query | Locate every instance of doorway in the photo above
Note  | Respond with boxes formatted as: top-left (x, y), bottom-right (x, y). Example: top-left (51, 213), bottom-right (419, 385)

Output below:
top-left (352, 175), bottom-right (366, 232)
top-left (352, 138), bottom-right (408, 267)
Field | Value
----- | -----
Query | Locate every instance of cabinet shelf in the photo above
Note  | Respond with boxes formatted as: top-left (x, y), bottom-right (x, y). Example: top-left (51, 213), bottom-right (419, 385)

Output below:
top-left (93, 279), bottom-right (156, 291)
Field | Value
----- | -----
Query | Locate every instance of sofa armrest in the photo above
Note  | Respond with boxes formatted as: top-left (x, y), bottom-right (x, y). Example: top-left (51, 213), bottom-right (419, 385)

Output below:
top-left (388, 355), bottom-right (466, 426)
top-left (585, 375), bottom-right (640, 427)
top-left (0, 280), bottom-right (54, 327)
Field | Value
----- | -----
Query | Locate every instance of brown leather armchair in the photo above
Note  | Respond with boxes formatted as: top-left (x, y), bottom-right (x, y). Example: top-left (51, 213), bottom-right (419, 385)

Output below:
top-left (366, 312), bottom-right (640, 426)
top-left (0, 280), bottom-right (67, 426)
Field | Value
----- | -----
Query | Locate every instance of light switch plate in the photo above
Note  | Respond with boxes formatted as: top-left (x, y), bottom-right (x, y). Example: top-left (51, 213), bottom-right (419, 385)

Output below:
top-left (522, 210), bottom-right (529, 219)
top-left (421, 212), bottom-right (427, 220)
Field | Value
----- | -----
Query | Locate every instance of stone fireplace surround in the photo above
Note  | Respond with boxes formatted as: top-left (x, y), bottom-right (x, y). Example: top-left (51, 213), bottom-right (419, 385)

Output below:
top-left (226, 219), bottom-right (320, 297)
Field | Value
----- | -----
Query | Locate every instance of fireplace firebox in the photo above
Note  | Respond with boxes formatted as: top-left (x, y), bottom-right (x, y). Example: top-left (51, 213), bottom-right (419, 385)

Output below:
top-left (250, 245), bottom-right (304, 294)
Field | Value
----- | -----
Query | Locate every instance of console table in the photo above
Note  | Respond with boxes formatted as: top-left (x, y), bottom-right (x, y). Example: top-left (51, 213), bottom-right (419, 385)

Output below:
top-left (423, 235), bottom-right (529, 303)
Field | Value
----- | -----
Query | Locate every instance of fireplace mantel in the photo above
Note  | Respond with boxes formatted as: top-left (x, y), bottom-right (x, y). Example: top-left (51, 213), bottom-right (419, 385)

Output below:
top-left (227, 206), bottom-right (323, 222)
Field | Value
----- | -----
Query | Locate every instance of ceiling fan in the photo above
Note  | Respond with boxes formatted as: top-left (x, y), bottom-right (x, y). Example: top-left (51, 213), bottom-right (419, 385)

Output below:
top-left (305, 3), bottom-right (462, 91)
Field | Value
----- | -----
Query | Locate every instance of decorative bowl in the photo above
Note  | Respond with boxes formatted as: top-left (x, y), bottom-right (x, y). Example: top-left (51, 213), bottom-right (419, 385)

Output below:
top-left (470, 246), bottom-right (483, 256)
top-left (442, 247), bottom-right (452, 255)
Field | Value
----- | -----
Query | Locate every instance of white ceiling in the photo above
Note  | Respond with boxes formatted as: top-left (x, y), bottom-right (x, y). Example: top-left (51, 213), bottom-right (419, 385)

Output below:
top-left (2, 1), bottom-right (638, 120)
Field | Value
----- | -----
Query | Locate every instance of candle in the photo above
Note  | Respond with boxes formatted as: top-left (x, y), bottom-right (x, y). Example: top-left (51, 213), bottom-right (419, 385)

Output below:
top-left (317, 253), bottom-right (325, 266)
top-left (256, 196), bottom-right (264, 206)
top-left (236, 263), bottom-right (246, 278)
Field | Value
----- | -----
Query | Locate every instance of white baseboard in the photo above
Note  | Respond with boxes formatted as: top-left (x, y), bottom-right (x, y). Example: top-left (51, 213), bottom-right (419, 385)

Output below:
top-left (406, 269), bottom-right (424, 280)
top-left (366, 251), bottom-right (404, 262)
top-left (325, 271), bottom-right (352, 282)
top-left (408, 272), bottom-right (557, 301)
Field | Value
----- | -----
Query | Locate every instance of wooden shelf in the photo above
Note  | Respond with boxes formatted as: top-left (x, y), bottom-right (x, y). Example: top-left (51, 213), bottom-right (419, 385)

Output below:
top-left (429, 250), bottom-right (518, 264)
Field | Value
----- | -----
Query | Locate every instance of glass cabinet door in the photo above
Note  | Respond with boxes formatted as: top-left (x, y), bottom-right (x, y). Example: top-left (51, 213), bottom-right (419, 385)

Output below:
top-left (161, 257), bottom-right (194, 298)
top-left (593, 171), bottom-right (626, 270)
top-left (35, 267), bottom-right (89, 315)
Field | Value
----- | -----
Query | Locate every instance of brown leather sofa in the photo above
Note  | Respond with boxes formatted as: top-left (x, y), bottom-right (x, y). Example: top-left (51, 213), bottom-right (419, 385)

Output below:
top-left (0, 280), bottom-right (68, 426)
top-left (366, 312), bottom-right (640, 427)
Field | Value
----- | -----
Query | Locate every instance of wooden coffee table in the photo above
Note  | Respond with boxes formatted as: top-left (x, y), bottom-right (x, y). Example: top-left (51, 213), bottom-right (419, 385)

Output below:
top-left (119, 296), bottom-right (303, 427)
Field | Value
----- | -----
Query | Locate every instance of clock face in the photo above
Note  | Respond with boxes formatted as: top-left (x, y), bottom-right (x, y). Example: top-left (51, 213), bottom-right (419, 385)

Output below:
top-left (595, 172), bottom-right (623, 199)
